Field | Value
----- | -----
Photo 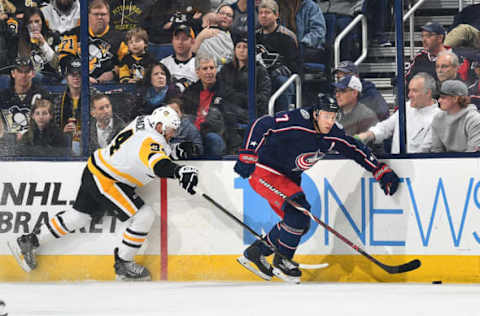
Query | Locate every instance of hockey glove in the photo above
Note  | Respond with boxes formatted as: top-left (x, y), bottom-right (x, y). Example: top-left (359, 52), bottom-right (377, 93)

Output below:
top-left (234, 149), bottom-right (258, 179)
top-left (171, 141), bottom-right (195, 160)
top-left (373, 163), bottom-right (400, 196)
top-left (175, 165), bottom-right (199, 195)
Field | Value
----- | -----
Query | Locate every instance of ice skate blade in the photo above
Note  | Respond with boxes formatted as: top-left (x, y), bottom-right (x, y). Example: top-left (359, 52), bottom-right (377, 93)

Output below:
top-left (272, 267), bottom-right (300, 284)
top-left (7, 240), bottom-right (32, 273)
top-left (236, 256), bottom-right (272, 281)
top-left (115, 274), bottom-right (151, 281)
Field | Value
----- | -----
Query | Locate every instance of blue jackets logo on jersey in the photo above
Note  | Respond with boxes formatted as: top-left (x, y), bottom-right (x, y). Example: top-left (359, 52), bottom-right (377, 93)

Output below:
top-left (293, 150), bottom-right (325, 171)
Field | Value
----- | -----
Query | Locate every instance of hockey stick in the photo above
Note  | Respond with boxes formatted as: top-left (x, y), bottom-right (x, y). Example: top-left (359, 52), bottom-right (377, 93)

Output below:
top-left (285, 199), bottom-right (421, 274)
top-left (199, 190), bottom-right (328, 270)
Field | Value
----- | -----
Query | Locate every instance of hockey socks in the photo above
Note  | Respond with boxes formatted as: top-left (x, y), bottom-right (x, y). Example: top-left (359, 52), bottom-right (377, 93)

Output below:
top-left (117, 205), bottom-right (155, 261)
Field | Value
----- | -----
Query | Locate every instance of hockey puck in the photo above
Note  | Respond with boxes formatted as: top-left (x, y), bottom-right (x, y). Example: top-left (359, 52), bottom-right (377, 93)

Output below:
top-left (432, 280), bottom-right (442, 284)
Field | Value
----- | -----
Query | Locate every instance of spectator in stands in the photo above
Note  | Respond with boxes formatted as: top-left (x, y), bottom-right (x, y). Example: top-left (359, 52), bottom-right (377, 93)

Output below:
top-left (109, 0), bottom-right (154, 33)
top-left (256, 0), bottom-right (298, 112)
top-left (168, 98), bottom-right (204, 156)
top-left (161, 24), bottom-right (199, 93)
top-left (435, 50), bottom-right (461, 84)
top-left (277, 0), bottom-right (326, 64)
top-left (16, 98), bottom-right (69, 156)
top-left (355, 72), bottom-right (441, 153)
top-left (55, 56), bottom-right (81, 132)
top-left (144, 1), bottom-right (205, 61)
top-left (445, 24), bottom-right (480, 51)
top-left (364, 0), bottom-right (391, 47)
top-left (333, 60), bottom-right (389, 121)
top-left (0, 0), bottom-right (15, 19)
top-left (118, 27), bottom-right (155, 84)
top-left (405, 22), bottom-right (448, 84)
top-left (130, 61), bottom-right (178, 119)
top-left (182, 52), bottom-right (226, 156)
top-left (231, 0), bottom-right (260, 38)
top-left (431, 80), bottom-right (480, 152)
top-left (445, 3), bottom-right (480, 54)
top-left (193, 4), bottom-right (235, 67)
top-left (0, 0), bottom-right (14, 69)
top-left (0, 57), bottom-right (49, 137)
top-left (8, 7), bottom-right (61, 83)
top-left (89, 93), bottom-right (126, 153)
top-left (40, 0), bottom-right (80, 35)
top-left (218, 35), bottom-right (271, 119)
top-left (88, 0), bottom-right (128, 84)
top-left (467, 60), bottom-right (480, 108)
top-left (450, 3), bottom-right (480, 32)
top-left (317, 0), bottom-right (362, 60)
top-left (334, 75), bottom-right (379, 145)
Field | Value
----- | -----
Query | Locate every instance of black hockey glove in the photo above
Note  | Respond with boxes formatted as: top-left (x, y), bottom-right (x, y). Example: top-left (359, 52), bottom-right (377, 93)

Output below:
top-left (171, 141), bottom-right (195, 160)
top-left (373, 163), bottom-right (400, 196)
top-left (175, 165), bottom-right (199, 195)
top-left (234, 149), bottom-right (258, 179)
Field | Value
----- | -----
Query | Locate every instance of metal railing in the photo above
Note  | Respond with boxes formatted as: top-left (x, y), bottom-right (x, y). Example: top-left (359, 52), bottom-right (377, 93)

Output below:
top-left (333, 14), bottom-right (368, 71)
top-left (268, 74), bottom-right (302, 115)
top-left (403, 0), bottom-right (427, 58)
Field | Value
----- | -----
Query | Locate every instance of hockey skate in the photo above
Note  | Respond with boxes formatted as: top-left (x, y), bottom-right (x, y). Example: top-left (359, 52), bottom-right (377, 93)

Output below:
top-left (7, 233), bottom-right (39, 272)
top-left (114, 248), bottom-right (151, 281)
top-left (237, 240), bottom-right (274, 281)
top-left (272, 254), bottom-right (302, 284)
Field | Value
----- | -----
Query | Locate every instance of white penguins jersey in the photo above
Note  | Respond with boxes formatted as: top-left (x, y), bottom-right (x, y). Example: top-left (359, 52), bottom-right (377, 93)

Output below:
top-left (90, 115), bottom-right (172, 188)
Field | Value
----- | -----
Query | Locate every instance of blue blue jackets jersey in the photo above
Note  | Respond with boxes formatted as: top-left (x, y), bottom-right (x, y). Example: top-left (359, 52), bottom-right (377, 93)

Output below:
top-left (242, 107), bottom-right (380, 184)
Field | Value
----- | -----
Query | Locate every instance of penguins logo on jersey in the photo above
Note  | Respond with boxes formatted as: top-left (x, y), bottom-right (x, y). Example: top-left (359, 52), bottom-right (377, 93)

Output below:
top-left (1, 106), bottom-right (30, 133)
top-left (88, 39), bottom-right (113, 73)
top-left (256, 44), bottom-right (280, 69)
top-left (293, 150), bottom-right (325, 171)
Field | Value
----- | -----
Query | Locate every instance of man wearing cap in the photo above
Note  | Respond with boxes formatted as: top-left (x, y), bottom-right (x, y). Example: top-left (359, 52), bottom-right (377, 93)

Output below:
top-left (334, 60), bottom-right (389, 121)
top-left (431, 80), bottom-right (480, 152)
top-left (356, 72), bottom-right (441, 154)
top-left (0, 57), bottom-right (49, 150)
top-left (334, 75), bottom-right (379, 138)
top-left (161, 24), bottom-right (198, 93)
top-left (54, 57), bottom-right (82, 148)
top-left (406, 22), bottom-right (449, 84)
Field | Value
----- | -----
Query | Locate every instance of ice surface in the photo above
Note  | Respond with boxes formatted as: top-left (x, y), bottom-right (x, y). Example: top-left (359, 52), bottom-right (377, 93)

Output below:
top-left (0, 281), bottom-right (477, 316)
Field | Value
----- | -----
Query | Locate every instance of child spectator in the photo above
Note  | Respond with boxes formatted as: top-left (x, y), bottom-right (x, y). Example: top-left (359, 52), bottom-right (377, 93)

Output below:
top-left (16, 98), bottom-right (69, 156)
top-left (118, 27), bottom-right (155, 84)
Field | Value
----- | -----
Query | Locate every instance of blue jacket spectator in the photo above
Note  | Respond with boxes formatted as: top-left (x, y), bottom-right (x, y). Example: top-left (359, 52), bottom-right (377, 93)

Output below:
top-left (294, 0), bottom-right (326, 50)
top-left (333, 60), bottom-right (389, 121)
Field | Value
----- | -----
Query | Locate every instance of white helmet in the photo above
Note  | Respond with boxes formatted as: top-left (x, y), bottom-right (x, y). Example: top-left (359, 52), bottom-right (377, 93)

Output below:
top-left (149, 106), bottom-right (181, 134)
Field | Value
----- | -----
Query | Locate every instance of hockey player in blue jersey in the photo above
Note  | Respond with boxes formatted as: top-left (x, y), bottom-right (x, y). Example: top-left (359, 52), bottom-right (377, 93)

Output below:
top-left (234, 96), bottom-right (400, 283)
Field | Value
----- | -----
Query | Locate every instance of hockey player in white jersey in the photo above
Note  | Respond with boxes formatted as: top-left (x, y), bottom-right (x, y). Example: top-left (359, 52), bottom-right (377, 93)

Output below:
top-left (7, 106), bottom-right (199, 281)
